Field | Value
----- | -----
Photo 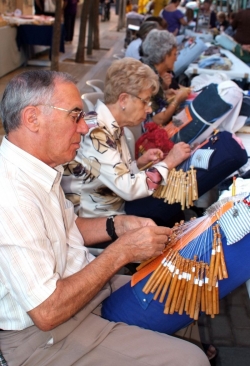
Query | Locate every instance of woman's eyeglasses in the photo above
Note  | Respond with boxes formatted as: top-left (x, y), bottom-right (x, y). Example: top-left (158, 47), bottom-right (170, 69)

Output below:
top-left (127, 93), bottom-right (152, 107)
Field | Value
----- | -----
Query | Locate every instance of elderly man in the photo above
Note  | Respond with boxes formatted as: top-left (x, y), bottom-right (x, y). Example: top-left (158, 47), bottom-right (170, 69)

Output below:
top-left (0, 70), bottom-right (209, 366)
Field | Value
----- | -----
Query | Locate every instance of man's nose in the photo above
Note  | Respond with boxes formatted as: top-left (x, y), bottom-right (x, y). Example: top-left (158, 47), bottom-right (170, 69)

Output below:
top-left (77, 118), bottom-right (89, 135)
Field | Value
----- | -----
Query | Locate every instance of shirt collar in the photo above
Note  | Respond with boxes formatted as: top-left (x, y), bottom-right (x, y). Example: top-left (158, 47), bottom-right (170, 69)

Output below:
top-left (0, 137), bottom-right (63, 193)
top-left (95, 100), bottom-right (123, 139)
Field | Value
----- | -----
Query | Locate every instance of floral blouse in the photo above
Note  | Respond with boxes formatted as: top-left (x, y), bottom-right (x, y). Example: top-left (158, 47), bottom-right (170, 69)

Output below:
top-left (61, 100), bottom-right (168, 218)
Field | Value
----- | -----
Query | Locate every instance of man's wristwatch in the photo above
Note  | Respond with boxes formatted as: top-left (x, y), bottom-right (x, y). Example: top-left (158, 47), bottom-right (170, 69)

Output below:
top-left (106, 215), bottom-right (118, 241)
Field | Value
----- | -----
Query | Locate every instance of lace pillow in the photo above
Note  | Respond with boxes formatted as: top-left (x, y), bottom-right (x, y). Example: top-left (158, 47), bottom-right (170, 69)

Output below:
top-left (189, 148), bottom-right (215, 170)
top-left (218, 201), bottom-right (250, 245)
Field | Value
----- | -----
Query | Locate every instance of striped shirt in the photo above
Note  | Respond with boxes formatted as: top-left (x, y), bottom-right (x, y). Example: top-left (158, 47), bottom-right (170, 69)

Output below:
top-left (0, 138), bottom-right (94, 330)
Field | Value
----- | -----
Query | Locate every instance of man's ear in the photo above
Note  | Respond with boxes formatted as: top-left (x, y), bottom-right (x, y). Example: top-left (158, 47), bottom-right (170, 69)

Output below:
top-left (21, 106), bottom-right (40, 132)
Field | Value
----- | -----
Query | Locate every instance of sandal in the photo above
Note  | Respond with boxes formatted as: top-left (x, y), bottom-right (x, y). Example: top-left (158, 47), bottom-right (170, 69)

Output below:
top-left (202, 343), bottom-right (218, 366)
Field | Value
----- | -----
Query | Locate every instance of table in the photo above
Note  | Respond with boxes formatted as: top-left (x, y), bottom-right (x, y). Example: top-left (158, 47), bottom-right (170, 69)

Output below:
top-left (185, 48), bottom-right (250, 82)
top-left (0, 26), bottom-right (25, 78)
top-left (16, 24), bottom-right (65, 65)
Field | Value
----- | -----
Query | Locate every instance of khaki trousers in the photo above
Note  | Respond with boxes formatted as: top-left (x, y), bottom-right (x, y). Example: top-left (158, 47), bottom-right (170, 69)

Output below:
top-left (0, 275), bottom-right (209, 366)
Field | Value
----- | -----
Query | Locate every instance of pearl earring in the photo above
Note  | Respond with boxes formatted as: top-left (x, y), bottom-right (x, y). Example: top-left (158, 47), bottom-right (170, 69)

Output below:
top-left (122, 107), bottom-right (125, 111)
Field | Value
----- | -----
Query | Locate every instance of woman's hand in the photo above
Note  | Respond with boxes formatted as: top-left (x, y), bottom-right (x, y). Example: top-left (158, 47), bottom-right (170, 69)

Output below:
top-left (165, 88), bottom-right (177, 99)
top-left (163, 142), bottom-right (191, 170)
top-left (136, 148), bottom-right (164, 169)
top-left (161, 72), bottom-right (173, 89)
top-left (174, 87), bottom-right (191, 104)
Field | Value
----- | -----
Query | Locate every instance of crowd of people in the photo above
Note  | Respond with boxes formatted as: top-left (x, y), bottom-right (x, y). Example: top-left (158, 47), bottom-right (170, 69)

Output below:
top-left (0, 1), bottom-right (250, 366)
top-left (131, 0), bottom-right (250, 60)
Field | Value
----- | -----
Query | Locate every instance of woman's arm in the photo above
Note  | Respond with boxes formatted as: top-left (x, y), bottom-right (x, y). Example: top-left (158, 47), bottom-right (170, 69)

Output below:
top-left (152, 88), bottom-right (191, 126)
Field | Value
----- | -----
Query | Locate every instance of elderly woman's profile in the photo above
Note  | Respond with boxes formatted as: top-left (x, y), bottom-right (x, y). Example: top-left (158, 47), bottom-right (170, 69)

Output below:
top-left (61, 57), bottom-right (191, 224)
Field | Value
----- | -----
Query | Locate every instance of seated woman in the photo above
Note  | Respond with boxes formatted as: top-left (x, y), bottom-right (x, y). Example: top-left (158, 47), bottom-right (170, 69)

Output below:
top-left (61, 58), bottom-right (191, 225)
top-left (140, 29), bottom-right (190, 127)
top-left (196, 0), bottom-right (216, 31)
top-left (160, 0), bottom-right (187, 35)
top-left (216, 11), bottom-right (229, 33)
top-left (125, 21), bottom-right (159, 60)
top-left (125, 16), bottom-right (167, 60)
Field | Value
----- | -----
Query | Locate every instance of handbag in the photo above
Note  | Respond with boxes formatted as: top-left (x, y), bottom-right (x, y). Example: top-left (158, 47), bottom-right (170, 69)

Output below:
top-left (44, 0), bottom-right (56, 13)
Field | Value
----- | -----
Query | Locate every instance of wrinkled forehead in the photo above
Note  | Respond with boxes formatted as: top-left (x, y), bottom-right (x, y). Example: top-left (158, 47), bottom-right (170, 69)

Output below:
top-left (53, 80), bottom-right (83, 108)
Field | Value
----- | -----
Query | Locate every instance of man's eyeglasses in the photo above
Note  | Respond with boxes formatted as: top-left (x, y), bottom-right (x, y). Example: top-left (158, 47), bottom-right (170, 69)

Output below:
top-left (42, 105), bottom-right (85, 123)
top-left (127, 93), bottom-right (152, 107)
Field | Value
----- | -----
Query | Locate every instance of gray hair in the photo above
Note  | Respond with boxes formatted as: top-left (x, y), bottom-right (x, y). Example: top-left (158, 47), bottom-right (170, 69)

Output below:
top-left (132, 4), bottom-right (138, 11)
top-left (142, 29), bottom-right (177, 65)
top-left (104, 57), bottom-right (159, 104)
top-left (137, 21), bottom-right (159, 41)
top-left (0, 70), bottom-right (75, 134)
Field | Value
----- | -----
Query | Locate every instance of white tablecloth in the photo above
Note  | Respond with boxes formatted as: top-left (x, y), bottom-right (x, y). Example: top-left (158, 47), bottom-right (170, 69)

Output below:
top-left (185, 48), bottom-right (250, 82)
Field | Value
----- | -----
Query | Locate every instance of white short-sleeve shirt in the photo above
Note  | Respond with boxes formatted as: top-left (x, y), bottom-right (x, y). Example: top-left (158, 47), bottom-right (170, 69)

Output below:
top-left (0, 138), bottom-right (95, 330)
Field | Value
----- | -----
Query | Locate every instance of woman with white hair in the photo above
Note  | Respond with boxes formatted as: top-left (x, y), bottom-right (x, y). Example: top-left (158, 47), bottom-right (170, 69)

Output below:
top-left (61, 57), bottom-right (191, 226)
top-left (141, 29), bottom-right (190, 126)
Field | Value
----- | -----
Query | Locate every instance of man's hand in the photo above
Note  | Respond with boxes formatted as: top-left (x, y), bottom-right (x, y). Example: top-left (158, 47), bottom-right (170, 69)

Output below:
top-left (163, 142), bottom-right (191, 170)
top-left (114, 215), bottom-right (157, 238)
top-left (110, 225), bottom-right (172, 263)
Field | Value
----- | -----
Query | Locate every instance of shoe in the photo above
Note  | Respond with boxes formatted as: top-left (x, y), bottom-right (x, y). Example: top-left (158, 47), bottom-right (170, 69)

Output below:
top-left (202, 343), bottom-right (218, 366)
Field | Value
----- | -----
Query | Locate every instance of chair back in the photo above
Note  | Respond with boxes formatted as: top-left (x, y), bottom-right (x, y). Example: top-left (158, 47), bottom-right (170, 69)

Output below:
top-left (86, 79), bottom-right (104, 93)
top-left (124, 18), bottom-right (142, 48)
top-left (124, 127), bottom-right (135, 160)
top-left (81, 92), bottom-right (104, 112)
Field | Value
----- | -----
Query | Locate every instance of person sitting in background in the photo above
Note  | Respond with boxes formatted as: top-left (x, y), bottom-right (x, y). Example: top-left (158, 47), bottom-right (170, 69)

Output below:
top-left (224, 12), bottom-right (236, 37)
top-left (144, 15), bottom-right (168, 29)
top-left (216, 11), bottom-right (229, 33)
top-left (125, 4), bottom-right (145, 48)
top-left (197, 0), bottom-right (216, 30)
top-left (160, 0), bottom-right (187, 35)
top-left (184, 0), bottom-right (199, 29)
top-left (126, 4), bottom-right (145, 23)
top-left (125, 21), bottom-right (160, 59)
top-left (0, 69), bottom-right (209, 366)
top-left (140, 29), bottom-right (190, 127)
top-left (61, 58), bottom-right (191, 224)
